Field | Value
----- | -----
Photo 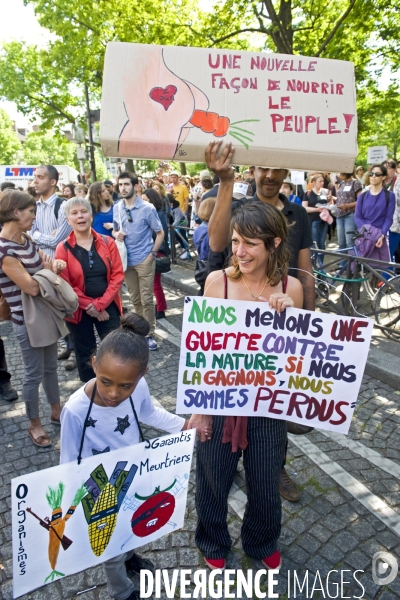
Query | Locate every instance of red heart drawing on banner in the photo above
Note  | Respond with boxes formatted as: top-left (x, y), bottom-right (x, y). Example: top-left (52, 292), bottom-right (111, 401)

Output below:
top-left (149, 85), bottom-right (178, 111)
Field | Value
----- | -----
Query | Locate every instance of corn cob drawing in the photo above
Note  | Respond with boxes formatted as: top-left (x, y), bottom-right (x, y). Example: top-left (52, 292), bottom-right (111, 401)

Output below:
top-left (82, 461), bottom-right (137, 556)
top-left (27, 482), bottom-right (87, 583)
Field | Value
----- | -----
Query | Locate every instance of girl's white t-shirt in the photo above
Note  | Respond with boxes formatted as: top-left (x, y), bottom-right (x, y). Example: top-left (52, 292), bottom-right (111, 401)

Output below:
top-left (60, 378), bottom-right (185, 465)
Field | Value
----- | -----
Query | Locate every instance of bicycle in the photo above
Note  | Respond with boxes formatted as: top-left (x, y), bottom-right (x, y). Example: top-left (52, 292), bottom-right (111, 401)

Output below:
top-left (310, 242), bottom-right (400, 341)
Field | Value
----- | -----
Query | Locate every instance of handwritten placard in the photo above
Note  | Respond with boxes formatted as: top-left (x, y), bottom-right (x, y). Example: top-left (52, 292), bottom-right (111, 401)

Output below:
top-left (367, 146), bottom-right (387, 164)
top-left (12, 431), bottom-right (195, 598)
top-left (176, 298), bottom-right (373, 434)
top-left (101, 43), bottom-right (357, 172)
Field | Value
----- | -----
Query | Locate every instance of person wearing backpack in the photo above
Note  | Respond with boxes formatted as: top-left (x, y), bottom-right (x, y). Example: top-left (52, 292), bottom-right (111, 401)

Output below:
top-left (333, 172), bottom-right (362, 251)
top-left (31, 165), bottom-right (76, 367)
top-left (55, 197), bottom-right (124, 383)
top-left (354, 165), bottom-right (396, 261)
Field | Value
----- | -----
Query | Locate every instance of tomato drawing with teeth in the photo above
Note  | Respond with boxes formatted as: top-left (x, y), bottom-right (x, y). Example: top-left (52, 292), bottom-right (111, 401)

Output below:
top-left (130, 491), bottom-right (175, 537)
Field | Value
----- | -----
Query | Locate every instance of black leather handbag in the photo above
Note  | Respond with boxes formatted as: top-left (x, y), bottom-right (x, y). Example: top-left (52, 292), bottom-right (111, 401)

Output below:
top-left (155, 255), bottom-right (171, 274)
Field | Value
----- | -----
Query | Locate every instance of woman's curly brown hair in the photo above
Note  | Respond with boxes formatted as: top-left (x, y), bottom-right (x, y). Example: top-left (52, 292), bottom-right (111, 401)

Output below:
top-left (228, 201), bottom-right (292, 287)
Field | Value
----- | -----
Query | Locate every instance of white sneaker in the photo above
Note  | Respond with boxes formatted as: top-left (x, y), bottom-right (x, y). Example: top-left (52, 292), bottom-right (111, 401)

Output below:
top-left (181, 251), bottom-right (191, 260)
top-left (146, 336), bottom-right (158, 351)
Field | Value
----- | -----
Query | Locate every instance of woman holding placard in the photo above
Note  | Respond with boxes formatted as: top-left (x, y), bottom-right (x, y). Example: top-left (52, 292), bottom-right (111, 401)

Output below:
top-left (189, 201), bottom-right (303, 571)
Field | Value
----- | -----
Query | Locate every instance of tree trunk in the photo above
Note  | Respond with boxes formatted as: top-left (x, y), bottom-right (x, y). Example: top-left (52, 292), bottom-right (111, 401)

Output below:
top-left (179, 162), bottom-right (187, 175)
top-left (126, 159), bottom-right (135, 173)
top-left (264, 0), bottom-right (293, 54)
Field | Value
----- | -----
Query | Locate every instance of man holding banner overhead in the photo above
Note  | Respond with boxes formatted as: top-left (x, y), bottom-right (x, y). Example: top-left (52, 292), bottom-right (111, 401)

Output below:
top-left (203, 140), bottom-right (315, 503)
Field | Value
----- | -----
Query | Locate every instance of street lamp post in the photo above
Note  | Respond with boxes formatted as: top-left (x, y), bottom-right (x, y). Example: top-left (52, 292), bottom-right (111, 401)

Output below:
top-left (85, 84), bottom-right (97, 182)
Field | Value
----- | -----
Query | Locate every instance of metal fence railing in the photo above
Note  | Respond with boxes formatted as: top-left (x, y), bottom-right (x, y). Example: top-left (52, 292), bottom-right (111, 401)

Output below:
top-left (169, 225), bottom-right (199, 265)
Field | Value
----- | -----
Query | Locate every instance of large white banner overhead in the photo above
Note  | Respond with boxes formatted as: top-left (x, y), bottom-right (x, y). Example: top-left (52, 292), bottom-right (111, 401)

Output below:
top-left (100, 43), bottom-right (357, 171)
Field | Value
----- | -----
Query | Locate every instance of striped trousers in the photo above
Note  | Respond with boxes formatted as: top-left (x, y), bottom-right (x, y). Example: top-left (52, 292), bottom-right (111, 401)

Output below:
top-left (195, 416), bottom-right (286, 560)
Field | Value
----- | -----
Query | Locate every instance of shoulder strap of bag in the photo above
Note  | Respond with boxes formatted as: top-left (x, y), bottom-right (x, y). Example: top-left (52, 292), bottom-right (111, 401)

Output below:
top-left (64, 239), bottom-right (81, 261)
top-left (384, 189), bottom-right (390, 207)
top-left (118, 201), bottom-right (124, 230)
top-left (54, 197), bottom-right (63, 220)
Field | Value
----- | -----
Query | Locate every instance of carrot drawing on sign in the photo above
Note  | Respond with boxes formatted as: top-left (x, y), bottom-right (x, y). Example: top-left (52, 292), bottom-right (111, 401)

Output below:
top-left (27, 482), bottom-right (87, 583)
top-left (188, 111), bottom-right (259, 149)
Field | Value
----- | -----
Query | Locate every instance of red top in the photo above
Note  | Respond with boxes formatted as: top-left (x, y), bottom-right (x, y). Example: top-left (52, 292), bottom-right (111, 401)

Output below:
top-left (55, 229), bottom-right (124, 324)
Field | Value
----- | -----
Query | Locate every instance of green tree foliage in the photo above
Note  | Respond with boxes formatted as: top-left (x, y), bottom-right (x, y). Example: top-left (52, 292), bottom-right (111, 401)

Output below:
top-left (0, 0), bottom-right (202, 129)
top-left (0, 0), bottom-right (398, 167)
top-left (22, 131), bottom-right (76, 166)
top-left (94, 149), bottom-right (109, 181)
top-left (0, 42), bottom-right (81, 130)
top-left (185, 163), bottom-right (208, 176)
top-left (357, 86), bottom-right (400, 161)
top-left (0, 109), bottom-right (22, 163)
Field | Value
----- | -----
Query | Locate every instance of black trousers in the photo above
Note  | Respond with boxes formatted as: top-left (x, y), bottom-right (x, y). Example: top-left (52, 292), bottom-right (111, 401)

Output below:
top-left (195, 415), bottom-right (286, 560)
top-left (67, 302), bottom-right (120, 382)
top-left (0, 338), bottom-right (11, 383)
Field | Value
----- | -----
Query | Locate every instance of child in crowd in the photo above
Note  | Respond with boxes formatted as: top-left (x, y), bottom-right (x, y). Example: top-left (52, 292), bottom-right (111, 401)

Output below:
top-left (60, 313), bottom-right (189, 600)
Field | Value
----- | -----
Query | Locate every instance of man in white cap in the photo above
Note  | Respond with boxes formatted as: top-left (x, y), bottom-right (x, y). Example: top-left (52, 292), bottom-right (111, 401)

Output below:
top-left (280, 178), bottom-right (302, 205)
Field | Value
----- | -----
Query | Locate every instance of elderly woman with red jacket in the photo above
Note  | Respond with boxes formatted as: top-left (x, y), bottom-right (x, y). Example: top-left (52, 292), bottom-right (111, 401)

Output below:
top-left (55, 197), bottom-right (124, 382)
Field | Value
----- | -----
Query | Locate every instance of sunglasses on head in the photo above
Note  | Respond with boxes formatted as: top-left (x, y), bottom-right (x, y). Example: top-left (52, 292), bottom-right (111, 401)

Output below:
top-left (369, 172), bottom-right (383, 177)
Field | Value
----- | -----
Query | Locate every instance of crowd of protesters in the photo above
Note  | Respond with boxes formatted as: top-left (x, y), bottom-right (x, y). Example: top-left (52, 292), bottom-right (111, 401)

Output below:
top-left (0, 153), bottom-right (399, 600)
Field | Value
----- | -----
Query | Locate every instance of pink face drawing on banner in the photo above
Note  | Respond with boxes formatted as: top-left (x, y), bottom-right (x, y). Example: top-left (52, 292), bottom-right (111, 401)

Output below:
top-left (118, 46), bottom-right (259, 158)
top-left (119, 46), bottom-right (210, 159)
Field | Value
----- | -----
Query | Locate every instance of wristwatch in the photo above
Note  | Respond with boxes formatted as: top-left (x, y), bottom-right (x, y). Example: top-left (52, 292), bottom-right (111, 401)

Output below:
top-left (151, 251), bottom-right (157, 257)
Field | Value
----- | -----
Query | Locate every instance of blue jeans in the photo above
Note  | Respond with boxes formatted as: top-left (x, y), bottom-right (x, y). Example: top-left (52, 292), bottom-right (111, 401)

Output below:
top-left (311, 220), bottom-right (329, 267)
top-left (336, 213), bottom-right (356, 250)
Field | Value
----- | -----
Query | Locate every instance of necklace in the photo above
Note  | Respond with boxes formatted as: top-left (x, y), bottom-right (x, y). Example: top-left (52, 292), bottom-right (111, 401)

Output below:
top-left (241, 274), bottom-right (269, 300)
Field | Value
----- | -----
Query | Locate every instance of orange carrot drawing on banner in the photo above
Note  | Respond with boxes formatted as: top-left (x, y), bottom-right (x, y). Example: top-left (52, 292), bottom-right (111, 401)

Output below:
top-left (188, 110), bottom-right (259, 149)
top-left (27, 482), bottom-right (87, 583)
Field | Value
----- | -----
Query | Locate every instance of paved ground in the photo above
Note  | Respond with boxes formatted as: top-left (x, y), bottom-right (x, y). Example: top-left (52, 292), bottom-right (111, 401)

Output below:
top-left (0, 286), bottom-right (399, 600)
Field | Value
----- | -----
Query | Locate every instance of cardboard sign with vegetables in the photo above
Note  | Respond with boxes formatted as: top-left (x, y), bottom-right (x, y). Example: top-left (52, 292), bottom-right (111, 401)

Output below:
top-left (100, 43), bottom-right (357, 171)
top-left (12, 430), bottom-right (195, 598)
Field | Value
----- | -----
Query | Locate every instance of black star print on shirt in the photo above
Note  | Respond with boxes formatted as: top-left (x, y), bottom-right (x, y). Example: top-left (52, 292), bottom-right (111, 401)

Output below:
top-left (86, 416), bottom-right (97, 428)
top-left (92, 446), bottom-right (110, 455)
top-left (114, 415), bottom-right (131, 435)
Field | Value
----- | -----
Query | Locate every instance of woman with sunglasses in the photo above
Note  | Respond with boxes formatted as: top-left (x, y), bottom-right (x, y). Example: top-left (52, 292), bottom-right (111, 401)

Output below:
top-left (354, 164), bottom-right (396, 259)
top-left (55, 197), bottom-right (124, 382)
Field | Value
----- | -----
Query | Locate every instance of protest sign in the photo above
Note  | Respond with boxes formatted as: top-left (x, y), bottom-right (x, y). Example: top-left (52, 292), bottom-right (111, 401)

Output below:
top-left (12, 431), bottom-right (195, 598)
top-left (176, 297), bottom-right (373, 434)
top-left (367, 146), bottom-right (387, 164)
top-left (100, 43), bottom-right (357, 172)
top-left (290, 170), bottom-right (305, 185)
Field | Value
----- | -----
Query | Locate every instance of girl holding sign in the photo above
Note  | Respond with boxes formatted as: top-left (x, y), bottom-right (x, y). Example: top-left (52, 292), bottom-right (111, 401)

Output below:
top-left (190, 201), bottom-right (303, 571)
top-left (60, 313), bottom-right (190, 600)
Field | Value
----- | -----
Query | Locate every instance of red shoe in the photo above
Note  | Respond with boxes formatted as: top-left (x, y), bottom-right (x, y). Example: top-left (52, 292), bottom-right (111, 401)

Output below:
top-left (204, 558), bottom-right (226, 570)
top-left (261, 551), bottom-right (282, 570)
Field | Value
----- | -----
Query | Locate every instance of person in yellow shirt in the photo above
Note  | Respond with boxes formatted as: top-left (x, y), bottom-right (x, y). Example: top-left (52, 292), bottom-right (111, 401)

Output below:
top-left (170, 171), bottom-right (189, 213)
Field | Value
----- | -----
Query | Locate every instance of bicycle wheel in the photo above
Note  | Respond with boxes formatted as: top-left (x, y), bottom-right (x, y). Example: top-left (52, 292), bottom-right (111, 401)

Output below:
top-left (375, 275), bottom-right (400, 340)
top-left (362, 264), bottom-right (394, 299)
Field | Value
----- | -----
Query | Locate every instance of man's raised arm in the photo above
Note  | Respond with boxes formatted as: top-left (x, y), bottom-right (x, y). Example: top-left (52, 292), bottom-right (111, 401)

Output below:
top-left (206, 141), bottom-right (235, 253)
